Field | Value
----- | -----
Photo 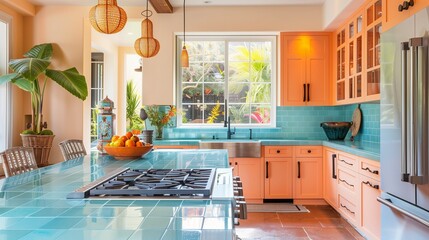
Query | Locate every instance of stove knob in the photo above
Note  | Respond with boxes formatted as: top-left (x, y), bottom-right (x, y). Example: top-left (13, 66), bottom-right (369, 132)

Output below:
top-left (236, 200), bottom-right (247, 220)
top-left (234, 187), bottom-right (243, 196)
top-left (233, 176), bottom-right (241, 181)
top-left (233, 181), bottom-right (243, 188)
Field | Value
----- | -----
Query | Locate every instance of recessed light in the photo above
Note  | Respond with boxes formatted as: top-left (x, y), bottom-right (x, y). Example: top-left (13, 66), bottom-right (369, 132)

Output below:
top-left (204, 1), bottom-right (211, 4)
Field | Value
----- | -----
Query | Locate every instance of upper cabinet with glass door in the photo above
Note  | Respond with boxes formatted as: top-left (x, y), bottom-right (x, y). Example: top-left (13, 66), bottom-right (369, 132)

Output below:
top-left (365, 0), bottom-right (382, 101)
top-left (334, 0), bottom-right (382, 104)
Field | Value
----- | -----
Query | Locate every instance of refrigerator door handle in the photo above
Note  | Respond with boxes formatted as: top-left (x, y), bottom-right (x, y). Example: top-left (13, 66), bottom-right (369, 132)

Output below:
top-left (377, 196), bottom-right (429, 228)
top-left (409, 37), bottom-right (428, 185)
top-left (401, 41), bottom-right (410, 182)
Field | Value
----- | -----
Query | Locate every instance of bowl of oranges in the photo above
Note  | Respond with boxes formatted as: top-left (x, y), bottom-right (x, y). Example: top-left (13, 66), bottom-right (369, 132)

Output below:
top-left (104, 132), bottom-right (153, 160)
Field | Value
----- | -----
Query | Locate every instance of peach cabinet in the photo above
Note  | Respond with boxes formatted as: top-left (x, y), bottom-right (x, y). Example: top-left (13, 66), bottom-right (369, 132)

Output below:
top-left (359, 158), bottom-right (381, 240)
top-left (322, 147), bottom-right (381, 240)
top-left (293, 146), bottom-right (323, 199)
top-left (334, 0), bottom-right (381, 104)
top-left (323, 147), bottom-right (338, 208)
top-left (230, 157), bottom-right (264, 204)
top-left (383, 0), bottom-right (429, 32)
top-left (264, 157), bottom-right (293, 199)
top-left (263, 146), bottom-right (293, 199)
top-left (280, 33), bottom-right (331, 106)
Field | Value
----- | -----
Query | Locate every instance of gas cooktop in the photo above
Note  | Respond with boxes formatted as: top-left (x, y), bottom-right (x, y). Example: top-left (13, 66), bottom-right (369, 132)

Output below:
top-left (67, 168), bottom-right (216, 199)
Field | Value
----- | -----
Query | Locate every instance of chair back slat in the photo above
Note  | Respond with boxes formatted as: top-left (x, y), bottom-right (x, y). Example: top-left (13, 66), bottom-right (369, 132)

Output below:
top-left (59, 139), bottom-right (87, 161)
top-left (0, 147), bottom-right (38, 177)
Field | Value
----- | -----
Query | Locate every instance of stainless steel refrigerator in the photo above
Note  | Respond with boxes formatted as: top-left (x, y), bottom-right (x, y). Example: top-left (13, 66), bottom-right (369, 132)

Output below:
top-left (379, 6), bottom-right (429, 240)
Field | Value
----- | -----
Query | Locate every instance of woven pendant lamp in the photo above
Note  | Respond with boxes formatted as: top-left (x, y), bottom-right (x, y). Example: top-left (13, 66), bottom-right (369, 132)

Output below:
top-left (134, 0), bottom-right (160, 58)
top-left (89, 0), bottom-right (127, 34)
top-left (181, 0), bottom-right (189, 67)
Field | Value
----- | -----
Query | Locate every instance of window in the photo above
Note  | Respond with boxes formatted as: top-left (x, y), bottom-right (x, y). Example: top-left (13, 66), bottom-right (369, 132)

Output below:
top-left (176, 35), bottom-right (276, 127)
top-left (0, 13), bottom-right (11, 152)
top-left (90, 53), bottom-right (104, 144)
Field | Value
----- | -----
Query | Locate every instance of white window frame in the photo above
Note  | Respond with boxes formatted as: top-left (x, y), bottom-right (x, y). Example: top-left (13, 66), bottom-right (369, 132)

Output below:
top-left (0, 12), bottom-right (12, 153)
top-left (175, 34), bottom-right (277, 128)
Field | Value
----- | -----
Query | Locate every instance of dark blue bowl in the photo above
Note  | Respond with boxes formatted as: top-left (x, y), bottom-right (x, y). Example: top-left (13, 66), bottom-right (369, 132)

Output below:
top-left (320, 122), bottom-right (353, 140)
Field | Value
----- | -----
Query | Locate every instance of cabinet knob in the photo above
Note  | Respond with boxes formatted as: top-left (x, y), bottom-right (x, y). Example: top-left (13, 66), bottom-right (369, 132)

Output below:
top-left (307, 150), bottom-right (312, 153)
top-left (235, 162), bottom-right (238, 165)
top-left (276, 150), bottom-right (280, 153)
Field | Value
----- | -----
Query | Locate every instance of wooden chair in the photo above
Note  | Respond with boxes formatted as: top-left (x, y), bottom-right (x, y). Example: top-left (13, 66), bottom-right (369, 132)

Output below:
top-left (59, 139), bottom-right (87, 161)
top-left (0, 147), bottom-right (39, 177)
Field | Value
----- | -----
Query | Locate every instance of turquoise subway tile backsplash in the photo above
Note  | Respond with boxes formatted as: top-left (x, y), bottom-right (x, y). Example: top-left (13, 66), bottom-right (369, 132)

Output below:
top-left (162, 103), bottom-right (380, 143)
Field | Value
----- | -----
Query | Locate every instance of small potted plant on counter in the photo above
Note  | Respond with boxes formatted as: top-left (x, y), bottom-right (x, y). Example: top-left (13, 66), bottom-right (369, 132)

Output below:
top-left (143, 105), bottom-right (176, 140)
top-left (0, 43), bottom-right (87, 166)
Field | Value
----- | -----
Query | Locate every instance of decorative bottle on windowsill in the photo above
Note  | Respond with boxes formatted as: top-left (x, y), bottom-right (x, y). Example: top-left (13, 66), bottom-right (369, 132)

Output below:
top-left (143, 105), bottom-right (176, 141)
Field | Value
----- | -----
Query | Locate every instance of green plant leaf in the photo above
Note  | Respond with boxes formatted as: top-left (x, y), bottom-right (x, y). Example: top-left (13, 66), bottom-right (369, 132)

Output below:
top-left (9, 58), bottom-right (50, 80)
top-left (24, 43), bottom-right (53, 60)
top-left (0, 73), bottom-right (19, 85)
top-left (11, 77), bottom-right (33, 92)
top-left (45, 68), bottom-right (88, 100)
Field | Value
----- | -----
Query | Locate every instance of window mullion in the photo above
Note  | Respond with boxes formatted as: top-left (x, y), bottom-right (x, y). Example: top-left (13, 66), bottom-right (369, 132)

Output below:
top-left (225, 40), bottom-right (229, 123)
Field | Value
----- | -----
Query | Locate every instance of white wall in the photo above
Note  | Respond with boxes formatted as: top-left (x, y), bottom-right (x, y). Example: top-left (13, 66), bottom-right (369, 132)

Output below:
top-left (323, 0), bottom-right (366, 30)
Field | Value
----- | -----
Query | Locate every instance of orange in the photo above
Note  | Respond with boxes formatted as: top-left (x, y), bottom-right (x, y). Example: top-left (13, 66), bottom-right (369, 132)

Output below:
top-left (130, 136), bottom-right (140, 142)
top-left (136, 141), bottom-right (143, 147)
top-left (111, 135), bottom-right (119, 142)
top-left (125, 132), bottom-right (133, 140)
top-left (120, 135), bottom-right (128, 142)
top-left (125, 139), bottom-right (136, 147)
top-left (113, 139), bottom-right (124, 147)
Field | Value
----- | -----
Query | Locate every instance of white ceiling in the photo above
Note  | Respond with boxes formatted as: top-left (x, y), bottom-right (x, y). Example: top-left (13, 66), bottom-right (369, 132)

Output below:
top-left (27, 0), bottom-right (327, 7)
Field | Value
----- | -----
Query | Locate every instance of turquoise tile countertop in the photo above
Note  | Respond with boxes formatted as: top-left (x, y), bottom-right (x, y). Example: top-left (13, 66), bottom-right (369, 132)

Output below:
top-left (154, 139), bottom-right (380, 161)
top-left (0, 149), bottom-right (235, 240)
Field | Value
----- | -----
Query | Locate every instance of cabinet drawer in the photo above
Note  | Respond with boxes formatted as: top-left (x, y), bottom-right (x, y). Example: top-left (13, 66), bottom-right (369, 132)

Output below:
top-left (338, 193), bottom-right (359, 226)
top-left (359, 158), bottom-right (380, 181)
top-left (294, 146), bottom-right (323, 158)
top-left (337, 153), bottom-right (359, 172)
top-left (264, 146), bottom-right (293, 158)
top-left (338, 167), bottom-right (359, 197)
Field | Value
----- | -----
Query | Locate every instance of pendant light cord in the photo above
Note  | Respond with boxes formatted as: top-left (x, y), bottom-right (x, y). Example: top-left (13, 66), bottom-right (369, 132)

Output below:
top-left (183, 0), bottom-right (186, 45)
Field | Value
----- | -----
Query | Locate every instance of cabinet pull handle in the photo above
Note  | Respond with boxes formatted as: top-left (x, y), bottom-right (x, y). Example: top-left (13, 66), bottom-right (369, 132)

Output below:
top-left (303, 84), bottom-right (307, 102)
top-left (339, 178), bottom-right (354, 187)
top-left (340, 203), bottom-right (355, 214)
top-left (332, 154), bottom-right (337, 179)
top-left (235, 162), bottom-right (238, 165)
top-left (266, 161), bottom-right (269, 179)
top-left (362, 181), bottom-right (379, 190)
top-left (297, 161), bottom-right (301, 179)
top-left (276, 150), bottom-right (280, 154)
top-left (307, 83), bottom-right (310, 102)
top-left (361, 167), bottom-right (379, 175)
top-left (340, 159), bottom-right (353, 166)
top-left (307, 149), bottom-right (312, 153)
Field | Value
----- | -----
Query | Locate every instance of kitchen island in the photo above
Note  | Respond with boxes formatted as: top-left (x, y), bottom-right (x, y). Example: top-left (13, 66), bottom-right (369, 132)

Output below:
top-left (0, 149), bottom-right (234, 240)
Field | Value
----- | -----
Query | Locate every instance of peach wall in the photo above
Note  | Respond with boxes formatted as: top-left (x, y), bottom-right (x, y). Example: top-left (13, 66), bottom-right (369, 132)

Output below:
top-left (21, 4), bottom-right (325, 163)
top-left (24, 6), bottom-right (89, 164)
top-left (130, 5), bottom-right (325, 105)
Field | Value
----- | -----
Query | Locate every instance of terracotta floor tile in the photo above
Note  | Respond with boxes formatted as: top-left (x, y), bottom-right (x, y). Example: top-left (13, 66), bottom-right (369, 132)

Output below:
top-left (304, 227), bottom-right (356, 240)
top-left (236, 227), bottom-right (310, 240)
top-left (236, 205), bottom-right (364, 240)
top-left (280, 218), bottom-right (322, 228)
top-left (318, 218), bottom-right (347, 228)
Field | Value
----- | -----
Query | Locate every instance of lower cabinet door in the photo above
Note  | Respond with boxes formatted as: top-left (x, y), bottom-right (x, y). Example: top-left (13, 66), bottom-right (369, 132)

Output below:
top-left (360, 175), bottom-right (381, 240)
top-left (231, 157), bottom-right (264, 203)
top-left (264, 158), bottom-right (293, 199)
top-left (323, 148), bottom-right (338, 207)
top-left (294, 158), bottom-right (323, 199)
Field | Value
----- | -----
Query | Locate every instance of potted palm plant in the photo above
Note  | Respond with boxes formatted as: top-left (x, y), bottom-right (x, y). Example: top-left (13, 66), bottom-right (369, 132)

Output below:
top-left (0, 43), bottom-right (88, 166)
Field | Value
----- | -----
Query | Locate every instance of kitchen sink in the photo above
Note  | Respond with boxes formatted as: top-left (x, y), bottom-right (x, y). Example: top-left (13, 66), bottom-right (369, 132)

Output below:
top-left (199, 140), bottom-right (261, 158)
